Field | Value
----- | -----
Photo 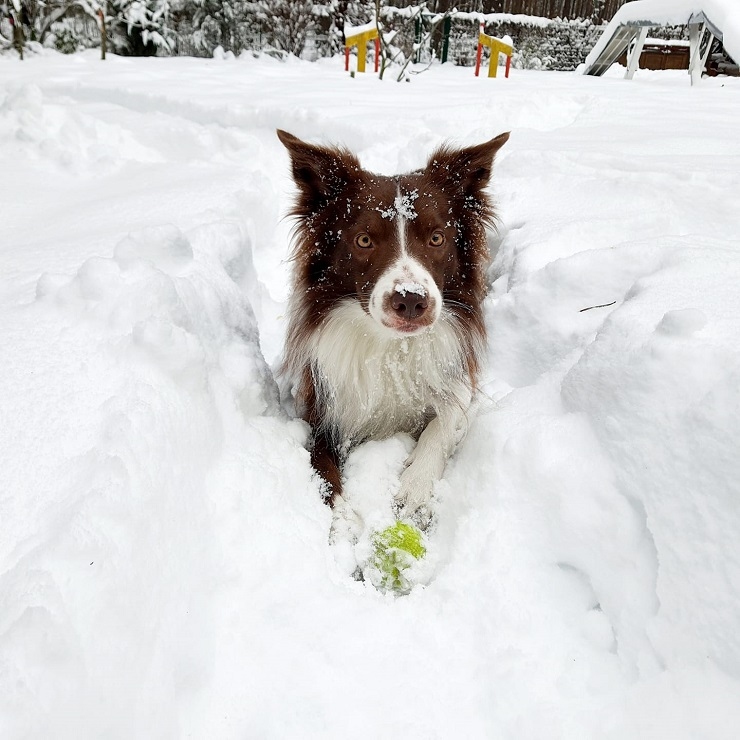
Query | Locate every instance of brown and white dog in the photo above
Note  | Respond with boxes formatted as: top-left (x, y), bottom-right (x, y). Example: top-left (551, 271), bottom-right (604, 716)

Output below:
top-left (277, 129), bottom-right (509, 524)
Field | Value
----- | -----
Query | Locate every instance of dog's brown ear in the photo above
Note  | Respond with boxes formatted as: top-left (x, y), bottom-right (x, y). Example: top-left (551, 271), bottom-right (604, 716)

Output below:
top-left (277, 130), bottom-right (360, 213)
top-left (426, 132), bottom-right (509, 196)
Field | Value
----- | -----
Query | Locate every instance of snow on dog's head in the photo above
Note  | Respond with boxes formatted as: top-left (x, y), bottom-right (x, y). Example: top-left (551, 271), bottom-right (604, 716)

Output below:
top-left (277, 129), bottom-right (509, 338)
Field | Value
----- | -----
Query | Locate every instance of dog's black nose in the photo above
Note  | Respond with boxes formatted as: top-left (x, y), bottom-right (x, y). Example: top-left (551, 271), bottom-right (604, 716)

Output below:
top-left (391, 290), bottom-right (428, 320)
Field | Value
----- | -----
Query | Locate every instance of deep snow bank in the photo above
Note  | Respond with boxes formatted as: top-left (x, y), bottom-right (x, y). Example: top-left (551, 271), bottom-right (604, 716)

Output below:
top-left (562, 239), bottom-right (740, 675)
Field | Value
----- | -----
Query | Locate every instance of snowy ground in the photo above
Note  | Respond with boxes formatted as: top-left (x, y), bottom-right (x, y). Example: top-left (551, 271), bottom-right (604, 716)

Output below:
top-left (2, 50), bottom-right (740, 738)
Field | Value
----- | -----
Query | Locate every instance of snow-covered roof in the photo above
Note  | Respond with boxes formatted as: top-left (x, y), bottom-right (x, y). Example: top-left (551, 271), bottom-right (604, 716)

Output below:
top-left (644, 38), bottom-right (691, 46)
top-left (584, 0), bottom-right (739, 69)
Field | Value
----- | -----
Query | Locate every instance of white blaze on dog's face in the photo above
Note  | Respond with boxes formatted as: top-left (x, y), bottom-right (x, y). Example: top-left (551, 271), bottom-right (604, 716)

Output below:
top-left (367, 186), bottom-right (444, 336)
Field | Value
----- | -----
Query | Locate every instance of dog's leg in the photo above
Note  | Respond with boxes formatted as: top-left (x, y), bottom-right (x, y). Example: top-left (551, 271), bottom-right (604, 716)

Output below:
top-left (311, 431), bottom-right (343, 506)
top-left (311, 431), bottom-right (364, 543)
top-left (395, 387), bottom-right (473, 520)
top-left (299, 372), bottom-right (345, 507)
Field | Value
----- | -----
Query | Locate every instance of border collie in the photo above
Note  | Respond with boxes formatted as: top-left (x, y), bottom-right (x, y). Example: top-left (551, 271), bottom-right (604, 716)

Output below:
top-left (278, 129), bottom-right (509, 524)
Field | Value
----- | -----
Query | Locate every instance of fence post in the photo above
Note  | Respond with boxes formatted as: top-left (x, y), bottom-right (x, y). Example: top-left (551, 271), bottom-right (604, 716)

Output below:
top-left (98, 9), bottom-right (107, 60)
top-left (441, 15), bottom-right (451, 64)
top-left (414, 15), bottom-right (422, 63)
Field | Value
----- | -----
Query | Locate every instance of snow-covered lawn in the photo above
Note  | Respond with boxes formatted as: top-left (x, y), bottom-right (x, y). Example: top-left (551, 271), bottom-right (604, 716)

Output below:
top-left (2, 51), bottom-right (740, 737)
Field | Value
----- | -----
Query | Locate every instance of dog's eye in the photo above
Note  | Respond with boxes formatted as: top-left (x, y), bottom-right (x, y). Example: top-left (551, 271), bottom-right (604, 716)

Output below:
top-left (355, 233), bottom-right (373, 249)
top-left (429, 231), bottom-right (445, 247)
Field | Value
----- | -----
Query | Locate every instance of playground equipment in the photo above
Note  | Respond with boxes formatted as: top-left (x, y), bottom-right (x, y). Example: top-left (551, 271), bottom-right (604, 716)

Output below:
top-left (344, 22), bottom-right (380, 74)
top-left (582, 1), bottom-right (737, 85)
top-left (475, 24), bottom-right (513, 78)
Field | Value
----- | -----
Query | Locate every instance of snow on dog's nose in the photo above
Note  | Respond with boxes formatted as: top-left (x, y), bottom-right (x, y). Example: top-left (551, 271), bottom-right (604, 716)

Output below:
top-left (391, 283), bottom-right (428, 321)
top-left (369, 262), bottom-right (441, 336)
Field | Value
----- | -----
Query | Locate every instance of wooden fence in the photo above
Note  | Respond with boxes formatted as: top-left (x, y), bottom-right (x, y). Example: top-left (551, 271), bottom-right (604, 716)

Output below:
top-left (410, 1), bottom-right (628, 23)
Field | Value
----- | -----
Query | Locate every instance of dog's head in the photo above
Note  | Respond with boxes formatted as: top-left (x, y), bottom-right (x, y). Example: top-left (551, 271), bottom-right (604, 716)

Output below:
top-left (278, 129), bottom-right (509, 337)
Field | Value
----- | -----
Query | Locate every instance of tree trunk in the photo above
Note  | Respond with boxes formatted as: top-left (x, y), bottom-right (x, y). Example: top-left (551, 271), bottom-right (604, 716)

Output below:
top-left (99, 9), bottom-right (107, 60)
top-left (11, 15), bottom-right (24, 60)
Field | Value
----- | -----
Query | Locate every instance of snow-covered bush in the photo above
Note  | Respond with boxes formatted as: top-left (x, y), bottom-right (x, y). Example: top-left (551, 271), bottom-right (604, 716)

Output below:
top-left (2, 0), bottom-right (627, 62)
top-left (258, 0), bottom-right (316, 57)
top-left (169, 0), bottom-right (377, 60)
top-left (48, 16), bottom-right (100, 52)
top-left (107, 0), bottom-right (174, 55)
top-left (49, 24), bottom-right (80, 53)
top-left (0, 0), bottom-right (174, 56)
top-left (521, 17), bottom-right (602, 71)
top-left (448, 14), bottom-right (602, 72)
top-left (170, 0), bottom-right (320, 58)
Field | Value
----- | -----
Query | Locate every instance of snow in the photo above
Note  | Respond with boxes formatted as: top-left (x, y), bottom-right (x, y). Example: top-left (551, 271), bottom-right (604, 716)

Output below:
top-left (2, 49), bottom-right (740, 738)
top-left (378, 190), bottom-right (419, 221)
top-left (584, 0), bottom-right (740, 71)
top-left (345, 20), bottom-right (377, 40)
top-left (644, 38), bottom-right (691, 46)
top-left (453, 11), bottom-right (553, 29)
top-left (395, 282), bottom-right (427, 298)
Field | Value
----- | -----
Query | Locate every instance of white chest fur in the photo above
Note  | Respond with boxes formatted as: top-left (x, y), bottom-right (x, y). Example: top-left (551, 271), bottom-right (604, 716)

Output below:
top-left (307, 301), bottom-right (470, 444)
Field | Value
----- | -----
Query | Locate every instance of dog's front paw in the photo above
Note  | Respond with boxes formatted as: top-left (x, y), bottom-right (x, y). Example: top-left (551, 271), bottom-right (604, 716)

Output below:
top-left (394, 465), bottom-right (434, 520)
top-left (329, 495), bottom-right (364, 545)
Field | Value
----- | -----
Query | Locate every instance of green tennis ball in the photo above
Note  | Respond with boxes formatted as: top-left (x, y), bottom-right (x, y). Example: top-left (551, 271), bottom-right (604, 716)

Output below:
top-left (371, 522), bottom-right (426, 593)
